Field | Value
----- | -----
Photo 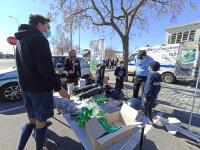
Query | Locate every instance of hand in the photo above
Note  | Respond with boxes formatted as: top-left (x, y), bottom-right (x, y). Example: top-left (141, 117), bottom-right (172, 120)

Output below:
top-left (58, 88), bottom-right (70, 99)
top-left (144, 98), bottom-right (148, 104)
top-left (144, 97), bottom-right (148, 104)
top-left (69, 70), bottom-right (74, 74)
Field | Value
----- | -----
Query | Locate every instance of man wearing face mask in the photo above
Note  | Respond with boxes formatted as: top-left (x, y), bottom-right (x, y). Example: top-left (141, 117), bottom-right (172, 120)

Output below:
top-left (114, 61), bottom-right (126, 94)
top-left (14, 14), bottom-right (70, 150)
top-left (64, 49), bottom-right (81, 85)
top-left (133, 50), bottom-right (154, 98)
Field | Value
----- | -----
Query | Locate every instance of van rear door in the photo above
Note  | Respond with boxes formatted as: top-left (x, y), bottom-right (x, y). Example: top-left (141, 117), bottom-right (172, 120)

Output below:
top-left (175, 42), bottom-right (199, 80)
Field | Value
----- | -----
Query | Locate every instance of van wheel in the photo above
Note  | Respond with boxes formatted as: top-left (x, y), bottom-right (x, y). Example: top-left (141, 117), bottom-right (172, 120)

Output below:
top-left (0, 82), bottom-right (22, 101)
top-left (162, 73), bottom-right (176, 84)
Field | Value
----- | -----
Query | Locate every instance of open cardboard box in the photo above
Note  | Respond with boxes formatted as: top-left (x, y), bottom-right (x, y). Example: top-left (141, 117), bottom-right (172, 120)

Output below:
top-left (86, 103), bottom-right (141, 150)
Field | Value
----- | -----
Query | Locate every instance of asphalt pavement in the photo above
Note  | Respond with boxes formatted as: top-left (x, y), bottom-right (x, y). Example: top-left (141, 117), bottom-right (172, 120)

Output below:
top-left (0, 67), bottom-right (200, 150)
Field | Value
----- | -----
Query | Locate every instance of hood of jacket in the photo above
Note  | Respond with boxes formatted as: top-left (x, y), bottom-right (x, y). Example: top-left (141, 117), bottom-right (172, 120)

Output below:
top-left (14, 24), bottom-right (41, 40)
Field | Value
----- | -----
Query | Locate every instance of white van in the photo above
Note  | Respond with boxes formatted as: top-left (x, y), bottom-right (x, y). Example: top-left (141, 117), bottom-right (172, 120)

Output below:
top-left (128, 42), bottom-right (199, 83)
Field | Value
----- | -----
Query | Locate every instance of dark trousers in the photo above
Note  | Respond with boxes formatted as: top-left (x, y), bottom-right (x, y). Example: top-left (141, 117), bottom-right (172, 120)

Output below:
top-left (144, 99), bottom-right (155, 121)
top-left (133, 75), bottom-right (147, 98)
top-left (115, 78), bottom-right (124, 94)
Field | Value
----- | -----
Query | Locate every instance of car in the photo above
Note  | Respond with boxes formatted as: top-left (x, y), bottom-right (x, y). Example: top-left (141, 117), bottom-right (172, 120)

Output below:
top-left (0, 55), bottom-right (91, 102)
top-left (0, 67), bottom-right (22, 101)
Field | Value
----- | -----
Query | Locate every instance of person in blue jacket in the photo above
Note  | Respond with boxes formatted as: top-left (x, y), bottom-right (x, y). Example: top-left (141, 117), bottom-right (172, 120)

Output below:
top-left (143, 61), bottom-right (162, 124)
top-left (133, 50), bottom-right (154, 98)
top-left (114, 61), bottom-right (126, 94)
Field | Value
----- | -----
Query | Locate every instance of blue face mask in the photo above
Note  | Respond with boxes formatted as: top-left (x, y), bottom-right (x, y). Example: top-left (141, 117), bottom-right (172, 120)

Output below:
top-left (43, 29), bottom-right (51, 38)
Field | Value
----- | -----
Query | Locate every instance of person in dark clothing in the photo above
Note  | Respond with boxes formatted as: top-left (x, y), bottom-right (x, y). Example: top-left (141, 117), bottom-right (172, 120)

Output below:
top-left (133, 50), bottom-right (154, 98)
top-left (56, 63), bottom-right (68, 89)
top-left (114, 61), bottom-right (126, 94)
top-left (15, 14), bottom-right (70, 150)
top-left (64, 49), bottom-right (81, 85)
top-left (96, 62), bottom-right (106, 86)
top-left (143, 61), bottom-right (161, 124)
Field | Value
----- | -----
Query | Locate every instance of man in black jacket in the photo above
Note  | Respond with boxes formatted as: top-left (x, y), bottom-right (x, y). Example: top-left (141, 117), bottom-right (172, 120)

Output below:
top-left (15, 14), bottom-right (70, 150)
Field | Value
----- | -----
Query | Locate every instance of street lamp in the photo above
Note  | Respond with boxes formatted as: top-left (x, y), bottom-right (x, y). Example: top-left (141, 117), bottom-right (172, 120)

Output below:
top-left (9, 16), bottom-right (19, 27)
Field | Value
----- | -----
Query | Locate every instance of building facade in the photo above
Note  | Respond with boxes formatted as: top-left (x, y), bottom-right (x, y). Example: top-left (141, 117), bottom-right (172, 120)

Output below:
top-left (165, 21), bottom-right (200, 44)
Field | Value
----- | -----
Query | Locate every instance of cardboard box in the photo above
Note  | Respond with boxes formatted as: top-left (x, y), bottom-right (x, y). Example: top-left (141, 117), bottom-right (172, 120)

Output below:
top-left (103, 76), bottom-right (109, 86)
top-left (86, 103), bottom-right (141, 150)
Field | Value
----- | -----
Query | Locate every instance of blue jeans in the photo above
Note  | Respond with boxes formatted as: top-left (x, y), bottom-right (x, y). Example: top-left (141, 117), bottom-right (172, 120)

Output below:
top-left (22, 91), bottom-right (54, 122)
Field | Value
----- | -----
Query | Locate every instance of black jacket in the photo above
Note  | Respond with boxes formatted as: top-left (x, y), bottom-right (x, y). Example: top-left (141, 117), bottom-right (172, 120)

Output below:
top-left (143, 72), bottom-right (161, 102)
top-left (114, 66), bottom-right (126, 80)
top-left (14, 24), bottom-right (61, 92)
top-left (64, 58), bottom-right (81, 79)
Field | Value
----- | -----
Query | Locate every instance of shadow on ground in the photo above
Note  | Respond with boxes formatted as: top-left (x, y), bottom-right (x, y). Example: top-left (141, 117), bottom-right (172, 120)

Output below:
top-left (135, 137), bottom-right (158, 150)
top-left (47, 129), bottom-right (85, 150)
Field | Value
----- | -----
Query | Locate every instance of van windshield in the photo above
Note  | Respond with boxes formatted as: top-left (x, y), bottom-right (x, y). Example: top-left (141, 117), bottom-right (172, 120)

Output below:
top-left (180, 49), bottom-right (196, 63)
top-left (129, 53), bottom-right (137, 61)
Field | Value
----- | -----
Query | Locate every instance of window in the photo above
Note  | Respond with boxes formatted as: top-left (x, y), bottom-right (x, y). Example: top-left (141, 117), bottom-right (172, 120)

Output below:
top-left (182, 31), bottom-right (189, 42)
top-left (180, 49), bottom-right (196, 63)
top-left (171, 33), bottom-right (177, 44)
top-left (128, 53), bottom-right (137, 62)
top-left (176, 32), bottom-right (183, 43)
top-left (168, 35), bottom-right (171, 44)
top-left (52, 56), bottom-right (66, 67)
top-left (188, 30), bottom-right (196, 42)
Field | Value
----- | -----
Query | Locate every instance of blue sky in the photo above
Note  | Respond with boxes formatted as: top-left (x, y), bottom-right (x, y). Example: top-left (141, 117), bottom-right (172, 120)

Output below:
top-left (0, 0), bottom-right (200, 54)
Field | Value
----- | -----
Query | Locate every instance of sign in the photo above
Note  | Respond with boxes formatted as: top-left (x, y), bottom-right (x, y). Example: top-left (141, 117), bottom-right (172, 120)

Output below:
top-left (90, 39), bottom-right (105, 75)
top-left (7, 36), bottom-right (17, 45)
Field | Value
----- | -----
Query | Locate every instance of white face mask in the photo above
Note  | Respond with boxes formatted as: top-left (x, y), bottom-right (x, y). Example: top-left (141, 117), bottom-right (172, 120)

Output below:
top-left (120, 64), bottom-right (124, 67)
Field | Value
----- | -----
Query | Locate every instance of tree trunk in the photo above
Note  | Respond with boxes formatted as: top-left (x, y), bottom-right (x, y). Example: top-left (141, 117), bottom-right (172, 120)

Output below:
top-left (122, 36), bottom-right (129, 82)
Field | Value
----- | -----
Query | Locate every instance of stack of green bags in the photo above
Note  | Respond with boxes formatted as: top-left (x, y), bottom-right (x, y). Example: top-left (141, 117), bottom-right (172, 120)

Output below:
top-left (95, 96), bottom-right (108, 105)
top-left (76, 107), bottom-right (93, 127)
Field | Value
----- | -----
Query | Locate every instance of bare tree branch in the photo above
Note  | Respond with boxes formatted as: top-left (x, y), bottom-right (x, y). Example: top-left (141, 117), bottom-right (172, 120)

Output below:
top-left (127, 0), bottom-right (146, 35)
top-left (91, 0), bottom-right (110, 25)
top-left (100, 0), bottom-right (110, 13)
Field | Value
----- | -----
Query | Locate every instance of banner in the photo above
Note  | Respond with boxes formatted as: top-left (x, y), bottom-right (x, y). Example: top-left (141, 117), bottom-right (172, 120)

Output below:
top-left (90, 39), bottom-right (105, 75)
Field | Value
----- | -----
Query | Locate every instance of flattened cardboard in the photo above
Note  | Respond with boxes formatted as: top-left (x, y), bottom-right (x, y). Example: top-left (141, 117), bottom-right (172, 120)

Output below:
top-left (120, 103), bottom-right (138, 125)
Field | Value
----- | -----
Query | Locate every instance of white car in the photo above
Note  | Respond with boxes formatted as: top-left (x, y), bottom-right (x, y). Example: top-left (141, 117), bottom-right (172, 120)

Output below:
top-left (0, 56), bottom-right (91, 102)
top-left (0, 67), bottom-right (21, 101)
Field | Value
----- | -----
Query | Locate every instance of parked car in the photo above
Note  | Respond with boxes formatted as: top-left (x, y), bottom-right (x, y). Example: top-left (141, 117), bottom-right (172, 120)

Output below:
top-left (0, 55), bottom-right (91, 102)
top-left (0, 67), bottom-right (21, 101)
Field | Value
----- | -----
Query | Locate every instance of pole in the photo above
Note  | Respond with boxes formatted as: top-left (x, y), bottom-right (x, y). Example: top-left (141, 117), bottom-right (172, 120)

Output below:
top-left (139, 126), bottom-right (145, 150)
top-left (9, 16), bottom-right (19, 28)
top-left (70, 0), bottom-right (72, 50)
top-left (79, 23), bottom-right (80, 53)
top-left (188, 68), bottom-right (200, 129)
top-left (188, 42), bottom-right (200, 130)
top-left (13, 45), bottom-right (16, 55)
